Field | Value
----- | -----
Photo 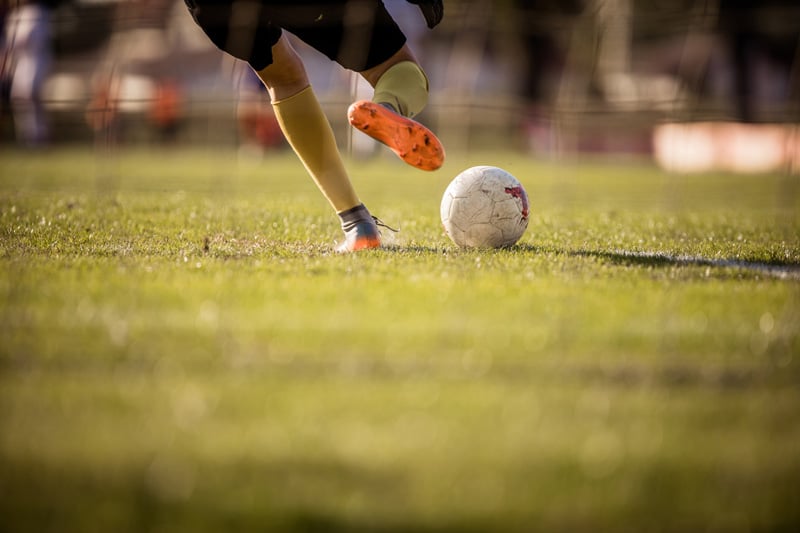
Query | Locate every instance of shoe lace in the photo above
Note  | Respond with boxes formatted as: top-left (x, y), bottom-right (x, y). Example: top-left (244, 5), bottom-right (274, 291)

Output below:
top-left (373, 216), bottom-right (399, 233)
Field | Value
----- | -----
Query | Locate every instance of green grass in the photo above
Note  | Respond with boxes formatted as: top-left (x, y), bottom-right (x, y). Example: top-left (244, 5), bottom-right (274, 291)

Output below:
top-left (1, 147), bottom-right (799, 532)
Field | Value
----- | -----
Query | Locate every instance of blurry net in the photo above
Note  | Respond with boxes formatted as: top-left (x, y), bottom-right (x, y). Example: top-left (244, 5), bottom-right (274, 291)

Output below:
top-left (1, 0), bottom-right (798, 172)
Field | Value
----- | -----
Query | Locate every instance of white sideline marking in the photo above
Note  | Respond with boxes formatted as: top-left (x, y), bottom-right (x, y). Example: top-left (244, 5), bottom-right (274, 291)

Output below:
top-left (613, 250), bottom-right (800, 280)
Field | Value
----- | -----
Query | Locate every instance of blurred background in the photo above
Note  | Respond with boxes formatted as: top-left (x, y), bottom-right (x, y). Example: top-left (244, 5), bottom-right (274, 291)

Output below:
top-left (1, 0), bottom-right (798, 173)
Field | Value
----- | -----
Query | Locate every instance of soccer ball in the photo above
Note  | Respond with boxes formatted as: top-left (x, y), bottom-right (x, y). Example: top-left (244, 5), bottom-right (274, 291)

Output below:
top-left (440, 166), bottom-right (530, 248)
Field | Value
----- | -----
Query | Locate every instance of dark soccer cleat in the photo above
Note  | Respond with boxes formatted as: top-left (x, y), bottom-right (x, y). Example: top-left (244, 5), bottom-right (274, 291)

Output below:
top-left (348, 100), bottom-right (445, 171)
top-left (336, 219), bottom-right (381, 253)
top-left (336, 204), bottom-right (381, 253)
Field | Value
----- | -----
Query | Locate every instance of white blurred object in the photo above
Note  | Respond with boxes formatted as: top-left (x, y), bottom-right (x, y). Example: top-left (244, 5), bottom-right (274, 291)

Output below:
top-left (4, 3), bottom-right (53, 146)
top-left (43, 73), bottom-right (87, 111)
top-left (653, 122), bottom-right (799, 174)
top-left (116, 75), bottom-right (156, 113)
top-left (652, 123), bottom-right (718, 173)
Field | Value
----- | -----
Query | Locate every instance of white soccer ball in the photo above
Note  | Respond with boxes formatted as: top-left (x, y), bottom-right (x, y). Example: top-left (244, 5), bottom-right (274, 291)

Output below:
top-left (440, 166), bottom-right (530, 248)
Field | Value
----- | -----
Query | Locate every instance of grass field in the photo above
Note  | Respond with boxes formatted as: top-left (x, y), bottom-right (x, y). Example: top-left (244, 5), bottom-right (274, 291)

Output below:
top-left (1, 146), bottom-right (799, 532)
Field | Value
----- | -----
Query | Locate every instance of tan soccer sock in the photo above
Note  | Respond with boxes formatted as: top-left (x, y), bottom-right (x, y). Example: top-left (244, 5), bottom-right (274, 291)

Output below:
top-left (272, 86), bottom-right (360, 213)
top-left (372, 61), bottom-right (429, 118)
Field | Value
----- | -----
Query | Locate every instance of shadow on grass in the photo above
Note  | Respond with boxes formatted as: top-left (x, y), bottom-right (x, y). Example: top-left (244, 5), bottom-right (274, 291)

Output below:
top-left (381, 242), bottom-right (800, 279)
top-left (508, 244), bottom-right (800, 279)
top-left (575, 249), bottom-right (800, 278)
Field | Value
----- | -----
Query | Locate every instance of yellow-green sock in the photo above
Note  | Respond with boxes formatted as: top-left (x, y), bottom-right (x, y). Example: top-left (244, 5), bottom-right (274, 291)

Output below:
top-left (372, 61), bottom-right (429, 118)
top-left (272, 86), bottom-right (361, 213)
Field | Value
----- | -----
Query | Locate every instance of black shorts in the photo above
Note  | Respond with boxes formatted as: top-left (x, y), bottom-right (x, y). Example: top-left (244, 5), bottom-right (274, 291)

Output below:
top-left (184, 0), bottom-right (407, 72)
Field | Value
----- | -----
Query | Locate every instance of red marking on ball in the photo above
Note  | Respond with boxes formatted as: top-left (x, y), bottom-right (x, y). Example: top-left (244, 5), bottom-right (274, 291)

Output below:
top-left (504, 186), bottom-right (529, 220)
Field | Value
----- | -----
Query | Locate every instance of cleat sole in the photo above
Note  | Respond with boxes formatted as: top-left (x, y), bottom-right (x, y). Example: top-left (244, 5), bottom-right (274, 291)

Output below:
top-left (348, 101), bottom-right (445, 171)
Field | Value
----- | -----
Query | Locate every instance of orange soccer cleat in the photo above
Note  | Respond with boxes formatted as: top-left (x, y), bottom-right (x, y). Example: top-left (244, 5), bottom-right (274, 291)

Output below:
top-left (348, 100), bottom-right (445, 171)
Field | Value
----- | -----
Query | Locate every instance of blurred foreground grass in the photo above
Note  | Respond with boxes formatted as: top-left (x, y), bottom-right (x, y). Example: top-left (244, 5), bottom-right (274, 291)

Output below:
top-left (1, 147), bottom-right (799, 531)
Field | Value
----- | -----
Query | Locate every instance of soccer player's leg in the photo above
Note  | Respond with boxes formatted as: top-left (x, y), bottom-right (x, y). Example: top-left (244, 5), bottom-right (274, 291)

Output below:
top-left (350, 45), bottom-right (445, 171)
top-left (257, 36), bottom-right (380, 252)
top-left (184, 2), bottom-right (389, 251)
